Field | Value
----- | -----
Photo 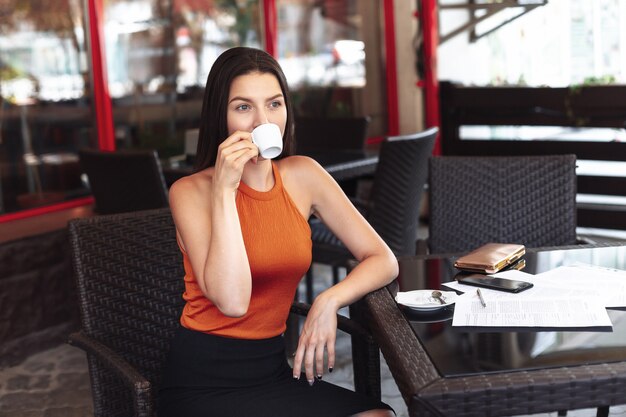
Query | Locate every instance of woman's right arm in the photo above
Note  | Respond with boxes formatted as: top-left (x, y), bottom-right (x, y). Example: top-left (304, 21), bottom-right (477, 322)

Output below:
top-left (169, 132), bottom-right (258, 317)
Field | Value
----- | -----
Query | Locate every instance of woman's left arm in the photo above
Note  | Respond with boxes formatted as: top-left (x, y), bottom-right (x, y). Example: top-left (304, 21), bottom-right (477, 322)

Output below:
top-left (286, 157), bottom-right (398, 384)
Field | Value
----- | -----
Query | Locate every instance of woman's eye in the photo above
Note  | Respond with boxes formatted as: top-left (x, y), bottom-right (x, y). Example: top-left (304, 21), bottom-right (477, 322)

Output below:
top-left (236, 104), bottom-right (251, 111)
top-left (269, 100), bottom-right (282, 108)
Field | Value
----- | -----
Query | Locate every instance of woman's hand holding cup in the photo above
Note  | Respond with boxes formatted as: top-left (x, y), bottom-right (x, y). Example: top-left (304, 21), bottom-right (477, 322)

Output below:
top-left (214, 131), bottom-right (259, 192)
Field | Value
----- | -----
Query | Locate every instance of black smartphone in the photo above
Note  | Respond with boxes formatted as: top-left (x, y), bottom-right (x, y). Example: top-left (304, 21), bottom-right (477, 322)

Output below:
top-left (457, 275), bottom-right (534, 293)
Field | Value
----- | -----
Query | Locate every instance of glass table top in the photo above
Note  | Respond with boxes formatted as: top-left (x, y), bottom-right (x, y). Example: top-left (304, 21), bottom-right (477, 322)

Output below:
top-left (395, 245), bottom-right (626, 377)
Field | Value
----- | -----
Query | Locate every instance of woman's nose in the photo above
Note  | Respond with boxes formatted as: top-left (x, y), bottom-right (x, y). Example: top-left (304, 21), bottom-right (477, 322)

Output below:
top-left (254, 110), bottom-right (270, 128)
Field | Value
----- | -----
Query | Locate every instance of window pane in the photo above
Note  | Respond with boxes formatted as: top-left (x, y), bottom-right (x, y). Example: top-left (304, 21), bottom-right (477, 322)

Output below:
top-left (439, 0), bottom-right (626, 87)
top-left (0, 0), bottom-right (93, 215)
top-left (104, 0), bottom-right (262, 158)
top-left (276, 0), bottom-right (386, 136)
top-left (278, 1), bottom-right (365, 89)
top-left (460, 125), bottom-right (626, 142)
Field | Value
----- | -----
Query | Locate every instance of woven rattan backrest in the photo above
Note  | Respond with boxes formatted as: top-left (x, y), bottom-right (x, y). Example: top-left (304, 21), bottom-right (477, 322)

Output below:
top-left (69, 208), bottom-right (184, 416)
top-left (428, 154), bottom-right (577, 254)
top-left (79, 149), bottom-right (169, 215)
top-left (295, 116), bottom-right (370, 153)
top-left (368, 128), bottom-right (437, 256)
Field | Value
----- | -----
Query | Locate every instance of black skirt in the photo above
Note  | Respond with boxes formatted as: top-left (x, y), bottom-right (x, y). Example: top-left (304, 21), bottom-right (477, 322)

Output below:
top-left (158, 326), bottom-right (393, 417)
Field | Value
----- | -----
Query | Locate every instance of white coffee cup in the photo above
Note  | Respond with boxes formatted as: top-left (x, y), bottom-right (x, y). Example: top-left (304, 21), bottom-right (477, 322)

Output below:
top-left (251, 123), bottom-right (283, 159)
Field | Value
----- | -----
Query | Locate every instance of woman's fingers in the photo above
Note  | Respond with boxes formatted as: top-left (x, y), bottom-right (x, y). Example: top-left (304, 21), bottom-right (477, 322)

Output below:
top-left (212, 131), bottom-right (260, 190)
top-left (221, 144), bottom-right (258, 167)
top-left (292, 333), bottom-right (318, 384)
top-left (218, 130), bottom-right (253, 148)
top-left (304, 338), bottom-right (317, 383)
top-left (315, 340), bottom-right (325, 380)
top-left (216, 131), bottom-right (258, 167)
top-left (325, 333), bottom-right (336, 374)
top-left (292, 342), bottom-right (304, 379)
top-left (219, 137), bottom-right (258, 161)
top-left (292, 332), bottom-right (336, 385)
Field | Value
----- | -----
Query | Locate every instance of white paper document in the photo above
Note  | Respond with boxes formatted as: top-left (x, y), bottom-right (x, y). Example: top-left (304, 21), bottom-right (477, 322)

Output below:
top-left (451, 292), bottom-right (613, 328)
top-left (443, 267), bottom-right (622, 328)
top-left (443, 270), bottom-right (606, 303)
top-left (533, 264), bottom-right (626, 308)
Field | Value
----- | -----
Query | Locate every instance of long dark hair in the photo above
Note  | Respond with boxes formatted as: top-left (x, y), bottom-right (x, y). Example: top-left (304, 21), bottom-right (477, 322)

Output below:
top-left (193, 47), bottom-right (295, 172)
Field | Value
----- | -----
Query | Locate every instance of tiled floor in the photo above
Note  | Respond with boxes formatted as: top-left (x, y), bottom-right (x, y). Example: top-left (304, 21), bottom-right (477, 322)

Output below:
top-left (0, 343), bottom-right (93, 417)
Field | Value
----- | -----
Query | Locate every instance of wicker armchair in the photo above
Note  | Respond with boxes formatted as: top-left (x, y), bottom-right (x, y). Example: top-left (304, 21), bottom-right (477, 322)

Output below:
top-left (67, 208), bottom-right (381, 417)
top-left (305, 128), bottom-right (438, 303)
top-left (425, 154), bottom-right (578, 255)
top-left (362, 281), bottom-right (625, 417)
top-left (79, 149), bottom-right (169, 214)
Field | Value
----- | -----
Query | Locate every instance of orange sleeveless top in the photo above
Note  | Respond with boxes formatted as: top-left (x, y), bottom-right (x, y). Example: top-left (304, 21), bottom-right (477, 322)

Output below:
top-left (180, 161), bottom-right (312, 339)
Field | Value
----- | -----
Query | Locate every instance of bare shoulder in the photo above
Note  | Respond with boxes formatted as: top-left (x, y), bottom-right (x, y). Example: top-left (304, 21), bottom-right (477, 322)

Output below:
top-left (277, 156), bottom-right (341, 215)
top-left (276, 155), bottom-right (328, 185)
top-left (169, 168), bottom-right (214, 207)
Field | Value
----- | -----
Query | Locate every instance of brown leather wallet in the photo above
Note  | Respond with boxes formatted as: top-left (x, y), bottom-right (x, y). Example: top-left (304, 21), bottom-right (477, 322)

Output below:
top-left (454, 243), bottom-right (526, 274)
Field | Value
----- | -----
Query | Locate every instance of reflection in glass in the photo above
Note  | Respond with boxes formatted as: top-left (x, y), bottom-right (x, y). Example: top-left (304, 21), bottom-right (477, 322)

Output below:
top-left (275, 0), bottom-right (384, 135)
top-left (0, 0), bottom-right (93, 214)
top-left (277, 2), bottom-right (365, 89)
top-left (104, 0), bottom-right (262, 157)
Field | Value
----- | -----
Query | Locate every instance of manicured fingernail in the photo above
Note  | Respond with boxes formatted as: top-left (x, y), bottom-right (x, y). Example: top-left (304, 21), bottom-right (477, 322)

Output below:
top-left (308, 379), bottom-right (314, 386)
top-left (328, 367), bottom-right (333, 373)
top-left (293, 375), bottom-right (299, 380)
top-left (316, 374), bottom-right (322, 380)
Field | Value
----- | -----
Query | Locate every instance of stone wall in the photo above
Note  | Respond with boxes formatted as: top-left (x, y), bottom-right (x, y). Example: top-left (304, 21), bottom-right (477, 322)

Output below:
top-left (0, 228), bottom-right (79, 367)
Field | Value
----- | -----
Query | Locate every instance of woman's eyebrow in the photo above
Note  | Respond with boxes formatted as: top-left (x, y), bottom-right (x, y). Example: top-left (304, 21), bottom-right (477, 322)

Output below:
top-left (228, 93), bottom-right (283, 104)
top-left (228, 96), bottom-right (252, 104)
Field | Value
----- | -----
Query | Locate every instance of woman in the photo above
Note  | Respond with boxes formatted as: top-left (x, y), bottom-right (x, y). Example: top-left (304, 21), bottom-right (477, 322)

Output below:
top-left (160, 47), bottom-right (398, 417)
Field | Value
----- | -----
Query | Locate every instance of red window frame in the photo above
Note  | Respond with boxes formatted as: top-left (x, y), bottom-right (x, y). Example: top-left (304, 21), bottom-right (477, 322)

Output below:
top-left (1, 0), bottom-right (400, 223)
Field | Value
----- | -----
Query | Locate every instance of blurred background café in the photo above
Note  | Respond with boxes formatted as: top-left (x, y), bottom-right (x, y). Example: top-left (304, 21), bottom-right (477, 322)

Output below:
top-left (1, 0), bottom-right (626, 415)
top-left (2, 0), bottom-right (626, 230)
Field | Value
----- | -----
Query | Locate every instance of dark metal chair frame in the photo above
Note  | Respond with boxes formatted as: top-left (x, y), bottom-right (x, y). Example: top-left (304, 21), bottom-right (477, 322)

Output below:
top-left (67, 208), bottom-right (381, 417)
top-left (79, 149), bottom-right (169, 215)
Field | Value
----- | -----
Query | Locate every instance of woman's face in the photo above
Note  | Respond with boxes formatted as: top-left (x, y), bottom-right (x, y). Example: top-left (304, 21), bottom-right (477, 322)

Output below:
top-left (227, 71), bottom-right (287, 138)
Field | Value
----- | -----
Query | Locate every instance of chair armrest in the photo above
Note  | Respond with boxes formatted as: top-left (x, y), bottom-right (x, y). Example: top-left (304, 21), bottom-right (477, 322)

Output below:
top-left (311, 242), bottom-right (352, 265)
top-left (290, 301), bottom-right (371, 339)
top-left (68, 332), bottom-right (153, 417)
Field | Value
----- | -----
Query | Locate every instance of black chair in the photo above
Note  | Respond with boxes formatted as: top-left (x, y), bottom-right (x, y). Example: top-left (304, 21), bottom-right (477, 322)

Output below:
top-left (422, 154), bottom-right (585, 417)
top-left (305, 128), bottom-right (438, 303)
top-left (294, 116), bottom-right (370, 154)
top-left (67, 208), bottom-right (381, 417)
top-left (79, 149), bottom-right (169, 214)
top-left (425, 154), bottom-right (578, 254)
top-left (295, 116), bottom-right (372, 198)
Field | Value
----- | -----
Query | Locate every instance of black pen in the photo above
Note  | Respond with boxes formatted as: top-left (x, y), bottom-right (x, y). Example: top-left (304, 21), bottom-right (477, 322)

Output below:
top-left (476, 288), bottom-right (486, 308)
